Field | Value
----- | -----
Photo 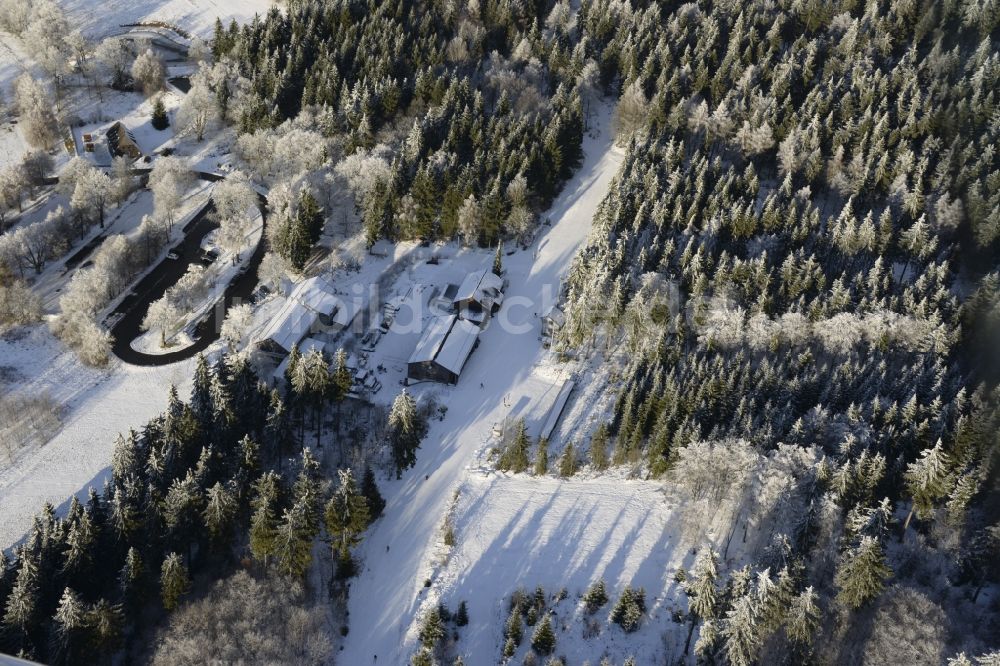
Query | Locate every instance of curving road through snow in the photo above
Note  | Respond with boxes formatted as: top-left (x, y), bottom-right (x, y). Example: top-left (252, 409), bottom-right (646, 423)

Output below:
top-left (339, 102), bottom-right (624, 663)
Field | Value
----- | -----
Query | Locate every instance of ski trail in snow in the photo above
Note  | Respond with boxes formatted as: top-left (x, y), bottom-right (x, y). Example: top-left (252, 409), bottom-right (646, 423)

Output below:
top-left (340, 101), bottom-right (624, 664)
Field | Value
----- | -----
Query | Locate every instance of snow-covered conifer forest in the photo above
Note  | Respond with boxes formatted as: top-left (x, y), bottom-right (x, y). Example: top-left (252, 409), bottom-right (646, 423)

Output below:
top-left (0, 0), bottom-right (997, 663)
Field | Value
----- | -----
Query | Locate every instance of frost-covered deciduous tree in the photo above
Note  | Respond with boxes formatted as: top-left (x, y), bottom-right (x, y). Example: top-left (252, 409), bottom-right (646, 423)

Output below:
top-left (614, 80), bottom-right (648, 144)
top-left (213, 171), bottom-right (259, 260)
top-left (457, 194), bottom-right (480, 245)
top-left (334, 147), bottom-right (392, 202)
top-left (94, 37), bottom-right (132, 89)
top-left (220, 303), bottom-right (253, 350)
top-left (131, 49), bottom-right (165, 97)
top-left (150, 570), bottom-right (332, 666)
top-left (858, 587), bottom-right (946, 666)
top-left (14, 74), bottom-right (57, 149)
top-left (142, 296), bottom-right (181, 346)
top-left (71, 167), bottom-right (113, 228)
top-left (176, 70), bottom-right (218, 141)
top-left (150, 157), bottom-right (193, 231)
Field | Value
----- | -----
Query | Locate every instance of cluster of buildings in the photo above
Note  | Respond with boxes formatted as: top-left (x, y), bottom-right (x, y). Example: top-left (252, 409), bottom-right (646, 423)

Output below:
top-left (252, 263), bottom-right (509, 396)
top-left (254, 275), bottom-right (369, 390)
top-left (256, 275), bottom-right (361, 360)
top-left (405, 268), bottom-right (506, 385)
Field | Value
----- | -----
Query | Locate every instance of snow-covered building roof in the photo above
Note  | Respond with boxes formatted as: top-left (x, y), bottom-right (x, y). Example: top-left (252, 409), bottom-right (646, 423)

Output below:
top-left (434, 318), bottom-right (480, 375)
top-left (407, 315), bottom-right (480, 378)
top-left (409, 315), bottom-right (456, 364)
top-left (331, 296), bottom-right (362, 329)
top-left (542, 305), bottom-right (566, 328)
top-left (539, 379), bottom-right (575, 442)
top-left (107, 122), bottom-right (141, 159)
top-left (453, 270), bottom-right (505, 313)
top-left (258, 299), bottom-right (319, 353)
top-left (292, 276), bottom-right (338, 315)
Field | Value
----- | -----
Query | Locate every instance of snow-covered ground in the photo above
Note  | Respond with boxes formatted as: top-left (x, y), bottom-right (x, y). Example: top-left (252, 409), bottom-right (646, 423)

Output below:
top-left (0, 326), bottom-right (196, 550)
top-left (340, 101), bottom-right (626, 663)
top-left (61, 0), bottom-right (279, 39)
top-left (418, 474), bottom-right (691, 665)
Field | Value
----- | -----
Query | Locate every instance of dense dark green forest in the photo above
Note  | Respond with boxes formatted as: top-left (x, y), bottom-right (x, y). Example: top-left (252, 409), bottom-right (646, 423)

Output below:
top-left (212, 0), bottom-right (587, 249)
top-left (555, 0), bottom-right (1000, 661)
top-left (0, 350), bottom-right (413, 663)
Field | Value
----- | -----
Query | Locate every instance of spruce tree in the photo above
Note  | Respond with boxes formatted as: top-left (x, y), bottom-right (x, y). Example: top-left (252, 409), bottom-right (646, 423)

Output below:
top-left (3, 556), bottom-right (39, 653)
top-left (202, 482), bottom-right (236, 550)
top-left (590, 424), bottom-right (608, 471)
top-left (49, 587), bottom-right (87, 666)
top-left (249, 504), bottom-right (278, 568)
top-left (159, 553), bottom-right (190, 612)
top-left (499, 418), bottom-right (530, 473)
top-left (583, 580), bottom-right (608, 613)
top-left (190, 354), bottom-right (214, 428)
top-left (531, 614), bottom-right (556, 655)
top-left (274, 500), bottom-right (314, 578)
top-left (87, 599), bottom-right (124, 661)
top-left (558, 441), bottom-right (577, 477)
top-left (721, 593), bottom-right (760, 666)
top-left (610, 586), bottom-right (646, 632)
top-left (324, 468), bottom-right (370, 559)
top-left (534, 437), bottom-right (549, 475)
top-left (418, 606), bottom-right (445, 649)
top-left (834, 536), bottom-right (892, 609)
top-left (455, 600), bottom-right (469, 626)
top-left (361, 465), bottom-right (385, 524)
top-left (151, 96), bottom-right (169, 130)
top-left (162, 472), bottom-right (204, 561)
top-left (684, 549), bottom-right (718, 653)
top-left (493, 240), bottom-right (504, 276)
top-left (505, 605), bottom-right (523, 646)
top-left (902, 440), bottom-right (952, 532)
top-left (411, 649), bottom-right (435, 666)
top-left (332, 348), bottom-right (353, 404)
top-left (389, 390), bottom-right (423, 478)
top-left (785, 586), bottom-right (821, 646)
top-left (118, 547), bottom-right (143, 610)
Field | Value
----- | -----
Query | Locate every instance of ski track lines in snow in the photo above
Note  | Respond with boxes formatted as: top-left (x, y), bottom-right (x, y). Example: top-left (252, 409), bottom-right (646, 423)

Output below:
top-left (438, 476), bottom-right (688, 665)
top-left (341, 104), bottom-right (625, 664)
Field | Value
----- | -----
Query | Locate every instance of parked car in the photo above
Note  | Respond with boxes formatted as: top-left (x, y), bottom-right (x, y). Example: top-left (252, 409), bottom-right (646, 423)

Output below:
top-left (250, 285), bottom-right (271, 304)
top-left (166, 251), bottom-right (180, 260)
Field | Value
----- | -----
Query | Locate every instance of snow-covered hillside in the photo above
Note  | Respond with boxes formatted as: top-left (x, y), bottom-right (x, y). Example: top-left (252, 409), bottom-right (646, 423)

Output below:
top-left (340, 102), bottom-right (625, 664)
top-left (60, 0), bottom-right (278, 39)
top-left (416, 474), bottom-right (691, 665)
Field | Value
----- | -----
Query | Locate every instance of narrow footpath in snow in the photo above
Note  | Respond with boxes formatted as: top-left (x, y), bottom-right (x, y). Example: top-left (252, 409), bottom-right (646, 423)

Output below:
top-left (340, 102), bottom-right (624, 663)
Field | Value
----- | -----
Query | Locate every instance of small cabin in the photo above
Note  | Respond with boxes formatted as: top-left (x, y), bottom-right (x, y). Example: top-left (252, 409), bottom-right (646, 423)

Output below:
top-left (541, 306), bottom-right (566, 340)
top-left (453, 270), bottom-right (504, 325)
top-left (107, 122), bottom-right (141, 159)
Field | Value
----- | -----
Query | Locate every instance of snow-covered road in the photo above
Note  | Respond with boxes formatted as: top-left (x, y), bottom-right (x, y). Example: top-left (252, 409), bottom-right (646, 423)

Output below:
top-left (340, 103), bottom-right (624, 663)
